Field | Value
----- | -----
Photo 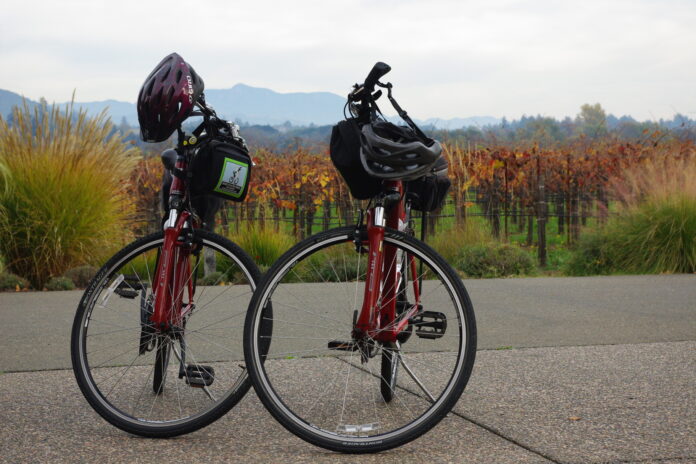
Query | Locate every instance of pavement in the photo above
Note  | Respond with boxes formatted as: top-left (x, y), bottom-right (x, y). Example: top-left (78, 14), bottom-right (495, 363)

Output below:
top-left (0, 274), bottom-right (694, 463)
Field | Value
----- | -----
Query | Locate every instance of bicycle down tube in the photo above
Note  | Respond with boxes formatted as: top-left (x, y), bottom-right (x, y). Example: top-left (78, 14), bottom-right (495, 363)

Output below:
top-left (355, 180), bottom-right (421, 342)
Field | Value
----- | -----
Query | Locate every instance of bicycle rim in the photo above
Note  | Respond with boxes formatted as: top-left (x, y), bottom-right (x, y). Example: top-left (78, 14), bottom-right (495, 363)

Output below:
top-left (72, 231), bottom-right (258, 436)
top-left (244, 226), bottom-right (476, 452)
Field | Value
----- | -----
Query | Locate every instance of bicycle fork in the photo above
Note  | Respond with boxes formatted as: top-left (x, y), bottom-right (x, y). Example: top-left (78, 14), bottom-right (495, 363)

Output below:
top-left (355, 203), bottom-right (421, 344)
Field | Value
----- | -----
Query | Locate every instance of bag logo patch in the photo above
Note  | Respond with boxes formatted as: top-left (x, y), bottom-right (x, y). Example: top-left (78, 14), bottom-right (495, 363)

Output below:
top-left (214, 157), bottom-right (249, 198)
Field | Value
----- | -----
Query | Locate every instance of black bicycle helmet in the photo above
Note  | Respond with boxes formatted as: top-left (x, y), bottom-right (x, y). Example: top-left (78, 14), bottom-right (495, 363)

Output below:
top-left (359, 121), bottom-right (443, 180)
top-left (137, 52), bottom-right (204, 143)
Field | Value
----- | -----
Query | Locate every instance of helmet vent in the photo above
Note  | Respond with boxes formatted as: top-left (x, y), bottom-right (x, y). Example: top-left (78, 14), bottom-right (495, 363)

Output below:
top-left (176, 69), bottom-right (183, 83)
top-left (146, 79), bottom-right (155, 96)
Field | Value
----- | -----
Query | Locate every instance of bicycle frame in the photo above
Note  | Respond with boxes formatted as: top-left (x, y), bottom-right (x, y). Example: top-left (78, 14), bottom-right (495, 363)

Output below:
top-left (151, 154), bottom-right (198, 332)
top-left (147, 100), bottom-right (243, 334)
top-left (355, 180), bottom-right (421, 343)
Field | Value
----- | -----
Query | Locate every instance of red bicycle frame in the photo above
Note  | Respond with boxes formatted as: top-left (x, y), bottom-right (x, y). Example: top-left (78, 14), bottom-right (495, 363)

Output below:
top-left (355, 180), bottom-right (421, 342)
top-left (150, 155), bottom-right (198, 331)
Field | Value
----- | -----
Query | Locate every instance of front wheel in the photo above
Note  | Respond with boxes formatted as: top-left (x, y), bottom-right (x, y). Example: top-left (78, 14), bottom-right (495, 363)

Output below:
top-left (71, 230), bottom-right (260, 437)
top-left (244, 226), bottom-right (477, 453)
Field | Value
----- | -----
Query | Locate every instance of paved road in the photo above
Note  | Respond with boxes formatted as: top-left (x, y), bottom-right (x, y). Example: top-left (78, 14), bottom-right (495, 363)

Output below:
top-left (0, 274), bottom-right (694, 463)
top-left (1, 274), bottom-right (694, 372)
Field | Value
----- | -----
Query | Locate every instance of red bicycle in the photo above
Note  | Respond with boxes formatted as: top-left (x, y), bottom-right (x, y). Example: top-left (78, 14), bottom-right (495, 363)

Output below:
top-left (71, 91), bottom-right (266, 437)
top-left (243, 63), bottom-right (477, 453)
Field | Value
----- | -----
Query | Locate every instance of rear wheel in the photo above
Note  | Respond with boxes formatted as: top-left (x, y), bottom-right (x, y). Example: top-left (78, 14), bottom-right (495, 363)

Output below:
top-left (244, 226), bottom-right (476, 453)
top-left (72, 230), bottom-right (260, 437)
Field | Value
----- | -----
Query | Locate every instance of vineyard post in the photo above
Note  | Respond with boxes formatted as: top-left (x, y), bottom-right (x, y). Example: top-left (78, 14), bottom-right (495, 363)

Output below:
top-left (322, 200), bottom-right (331, 231)
top-left (491, 171), bottom-right (500, 239)
top-left (537, 155), bottom-right (547, 267)
top-left (572, 190), bottom-right (580, 242)
top-left (220, 207), bottom-right (229, 236)
top-left (566, 154), bottom-right (572, 244)
top-left (454, 187), bottom-right (462, 225)
top-left (258, 203), bottom-right (265, 231)
top-left (518, 199), bottom-right (526, 233)
top-left (581, 192), bottom-right (589, 227)
top-left (246, 200), bottom-right (255, 227)
top-left (233, 203), bottom-right (240, 234)
top-left (556, 195), bottom-right (564, 234)
top-left (525, 170), bottom-right (533, 245)
top-left (272, 203), bottom-right (280, 232)
top-left (298, 191), bottom-right (306, 239)
top-left (503, 159), bottom-right (509, 241)
top-left (305, 208), bottom-right (314, 238)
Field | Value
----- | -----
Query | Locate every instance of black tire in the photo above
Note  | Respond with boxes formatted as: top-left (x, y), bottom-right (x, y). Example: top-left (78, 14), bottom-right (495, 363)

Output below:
top-left (380, 341), bottom-right (398, 402)
top-left (72, 230), bottom-right (260, 438)
top-left (244, 226), bottom-right (476, 453)
top-left (153, 336), bottom-right (171, 395)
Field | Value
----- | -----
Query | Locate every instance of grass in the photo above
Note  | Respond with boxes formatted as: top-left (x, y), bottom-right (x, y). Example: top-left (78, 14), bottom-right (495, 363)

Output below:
top-left (428, 220), bottom-right (492, 264)
top-left (566, 155), bottom-right (696, 275)
top-left (229, 224), bottom-right (295, 268)
top-left (0, 100), bottom-right (137, 287)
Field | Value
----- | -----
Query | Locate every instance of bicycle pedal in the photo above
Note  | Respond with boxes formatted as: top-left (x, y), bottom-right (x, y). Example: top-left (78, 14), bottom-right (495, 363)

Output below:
top-left (184, 364), bottom-right (215, 387)
top-left (328, 340), bottom-right (359, 351)
top-left (412, 311), bottom-right (447, 339)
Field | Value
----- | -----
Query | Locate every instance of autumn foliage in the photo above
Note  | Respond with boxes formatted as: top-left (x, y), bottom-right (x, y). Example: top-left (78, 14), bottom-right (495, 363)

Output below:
top-left (129, 136), bottom-right (695, 246)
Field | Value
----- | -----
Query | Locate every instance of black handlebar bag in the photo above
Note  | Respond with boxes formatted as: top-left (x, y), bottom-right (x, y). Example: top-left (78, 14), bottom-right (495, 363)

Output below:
top-left (406, 174), bottom-right (451, 212)
top-left (190, 139), bottom-right (252, 202)
top-left (330, 119), bottom-right (382, 199)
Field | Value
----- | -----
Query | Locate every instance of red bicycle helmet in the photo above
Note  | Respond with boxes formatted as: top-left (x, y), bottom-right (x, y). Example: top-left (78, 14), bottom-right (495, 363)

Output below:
top-left (137, 53), bottom-right (204, 142)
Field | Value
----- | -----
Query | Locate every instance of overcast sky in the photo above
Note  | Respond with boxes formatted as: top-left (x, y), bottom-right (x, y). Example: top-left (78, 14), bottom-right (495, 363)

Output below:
top-left (2, 0), bottom-right (695, 121)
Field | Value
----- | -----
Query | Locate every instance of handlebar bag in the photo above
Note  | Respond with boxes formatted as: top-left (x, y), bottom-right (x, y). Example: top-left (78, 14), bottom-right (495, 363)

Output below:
top-left (406, 157), bottom-right (451, 212)
top-left (330, 119), bottom-right (382, 199)
top-left (190, 138), bottom-right (252, 202)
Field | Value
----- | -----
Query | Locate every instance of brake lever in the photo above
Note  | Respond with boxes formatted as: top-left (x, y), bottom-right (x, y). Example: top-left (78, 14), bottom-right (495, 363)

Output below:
top-left (348, 83), bottom-right (364, 102)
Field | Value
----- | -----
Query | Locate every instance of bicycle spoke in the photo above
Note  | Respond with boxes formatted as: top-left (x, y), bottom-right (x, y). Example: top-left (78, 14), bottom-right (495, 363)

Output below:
top-left (398, 352), bottom-right (435, 403)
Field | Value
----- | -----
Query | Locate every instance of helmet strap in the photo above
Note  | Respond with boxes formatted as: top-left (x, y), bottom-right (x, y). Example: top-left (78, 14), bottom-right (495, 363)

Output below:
top-left (381, 83), bottom-right (429, 142)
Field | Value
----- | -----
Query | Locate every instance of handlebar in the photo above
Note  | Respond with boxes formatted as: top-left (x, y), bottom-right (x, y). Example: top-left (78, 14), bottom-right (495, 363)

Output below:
top-left (364, 62), bottom-right (391, 93)
top-left (349, 62), bottom-right (391, 102)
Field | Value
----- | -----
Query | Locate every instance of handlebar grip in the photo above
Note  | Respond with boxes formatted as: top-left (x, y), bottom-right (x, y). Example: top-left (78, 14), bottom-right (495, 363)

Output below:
top-left (364, 62), bottom-right (391, 92)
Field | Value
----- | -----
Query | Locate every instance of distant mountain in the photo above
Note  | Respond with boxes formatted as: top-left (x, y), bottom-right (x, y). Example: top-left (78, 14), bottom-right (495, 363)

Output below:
top-left (0, 85), bottom-right (498, 129)
top-left (422, 116), bottom-right (500, 129)
top-left (0, 89), bottom-right (36, 118)
top-left (72, 99), bottom-right (139, 125)
top-left (205, 84), bottom-right (346, 126)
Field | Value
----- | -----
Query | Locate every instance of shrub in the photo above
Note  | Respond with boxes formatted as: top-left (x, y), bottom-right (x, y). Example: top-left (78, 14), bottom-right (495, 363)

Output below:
top-left (45, 276), bottom-right (75, 291)
top-left (457, 243), bottom-right (535, 278)
top-left (565, 155), bottom-right (696, 276)
top-left (429, 220), bottom-right (492, 264)
top-left (609, 194), bottom-right (696, 273)
top-left (564, 231), bottom-right (615, 276)
top-left (0, 100), bottom-right (137, 288)
top-left (606, 156), bottom-right (696, 274)
top-left (0, 272), bottom-right (30, 291)
top-left (64, 265), bottom-right (98, 288)
top-left (230, 225), bottom-right (294, 268)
